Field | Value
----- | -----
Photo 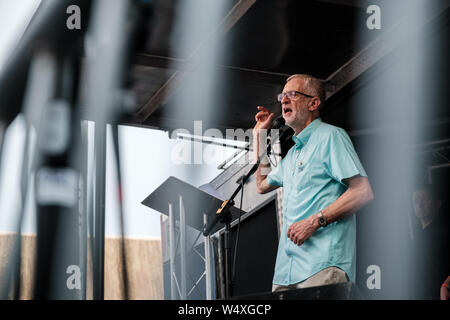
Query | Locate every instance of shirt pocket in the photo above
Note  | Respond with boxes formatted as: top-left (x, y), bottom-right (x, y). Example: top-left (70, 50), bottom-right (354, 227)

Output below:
top-left (293, 161), bottom-right (311, 186)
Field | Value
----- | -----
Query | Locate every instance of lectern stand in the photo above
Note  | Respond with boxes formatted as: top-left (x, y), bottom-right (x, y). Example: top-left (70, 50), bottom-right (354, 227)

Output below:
top-left (142, 176), bottom-right (241, 300)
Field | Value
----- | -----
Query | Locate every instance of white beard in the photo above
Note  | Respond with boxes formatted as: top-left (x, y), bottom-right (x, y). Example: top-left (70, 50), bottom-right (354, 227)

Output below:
top-left (286, 107), bottom-right (309, 131)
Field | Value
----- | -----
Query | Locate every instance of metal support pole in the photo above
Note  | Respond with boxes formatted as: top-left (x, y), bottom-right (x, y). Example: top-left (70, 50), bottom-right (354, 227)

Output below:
top-left (80, 120), bottom-right (89, 300)
top-left (203, 213), bottom-right (212, 300)
top-left (1, 49), bottom-right (56, 299)
top-left (84, 0), bottom-right (131, 300)
top-left (179, 195), bottom-right (187, 300)
top-left (93, 122), bottom-right (106, 300)
top-left (217, 233), bottom-right (225, 298)
top-left (168, 203), bottom-right (176, 300)
top-left (224, 222), bottom-right (233, 298)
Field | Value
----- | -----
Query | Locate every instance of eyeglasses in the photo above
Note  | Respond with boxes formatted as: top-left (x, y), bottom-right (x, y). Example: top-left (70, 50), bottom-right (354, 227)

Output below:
top-left (277, 90), bottom-right (314, 102)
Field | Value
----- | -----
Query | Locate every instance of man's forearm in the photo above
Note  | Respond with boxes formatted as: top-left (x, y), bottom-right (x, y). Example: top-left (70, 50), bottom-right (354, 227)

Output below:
top-left (288, 176), bottom-right (373, 247)
top-left (252, 130), bottom-right (267, 163)
top-left (253, 130), bottom-right (277, 194)
top-left (320, 177), bottom-right (374, 225)
top-left (255, 161), bottom-right (270, 186)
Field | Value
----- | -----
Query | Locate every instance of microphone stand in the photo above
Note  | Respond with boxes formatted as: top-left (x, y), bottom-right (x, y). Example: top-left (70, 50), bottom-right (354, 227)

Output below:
top-left (203, 128), bottom-right (283, 298)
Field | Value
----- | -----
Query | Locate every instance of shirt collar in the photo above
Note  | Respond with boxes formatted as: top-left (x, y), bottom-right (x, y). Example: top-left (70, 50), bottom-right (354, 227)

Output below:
top-left (292, 118), bottom-right (322, 147)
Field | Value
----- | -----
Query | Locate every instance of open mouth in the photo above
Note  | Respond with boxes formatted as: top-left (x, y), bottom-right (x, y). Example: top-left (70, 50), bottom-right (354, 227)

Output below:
top-left (283, 107), bottom-right (293, 116)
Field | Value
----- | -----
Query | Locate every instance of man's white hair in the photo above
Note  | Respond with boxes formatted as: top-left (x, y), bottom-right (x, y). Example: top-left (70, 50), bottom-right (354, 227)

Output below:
top-left (286, 74), bottom-right (326, 107)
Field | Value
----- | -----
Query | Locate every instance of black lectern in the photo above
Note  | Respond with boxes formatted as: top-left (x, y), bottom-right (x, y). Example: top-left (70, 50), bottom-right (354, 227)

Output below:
top-left (142, 176), bottom-right (243, 299)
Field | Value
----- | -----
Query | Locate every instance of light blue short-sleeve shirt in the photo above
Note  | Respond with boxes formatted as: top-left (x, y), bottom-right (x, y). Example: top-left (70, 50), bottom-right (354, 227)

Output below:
top-left (267, 118), bottom-right (367, 285)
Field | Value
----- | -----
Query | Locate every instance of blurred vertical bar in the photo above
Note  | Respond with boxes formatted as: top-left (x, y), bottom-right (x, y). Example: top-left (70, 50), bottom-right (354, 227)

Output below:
top-left (179, 195), bottom-right (187, 299)
top-left (84, 0), bottom-right (131, 300)
top-left (33, 50), bottom-right (83, 299)
top-left (169, 202), bottom-right (176, 300)
top-left (92, 117), bottom-right (106, 300)
top-left (203, 213), bottom-right (212, 300)
top-left (80, 120), bottom-right (89, 300)
top-left (24, 49), bottom-right (58, 299)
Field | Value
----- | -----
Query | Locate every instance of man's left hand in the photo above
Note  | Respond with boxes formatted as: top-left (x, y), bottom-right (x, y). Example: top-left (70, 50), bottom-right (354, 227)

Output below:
top-left (287, 216), bottom-right (319, 246)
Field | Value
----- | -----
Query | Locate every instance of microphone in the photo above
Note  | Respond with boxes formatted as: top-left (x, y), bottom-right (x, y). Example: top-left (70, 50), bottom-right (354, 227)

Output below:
top-left (271, 115), bottom-right (285, 130)
top-left (267, 116), bottom-right (286, 153)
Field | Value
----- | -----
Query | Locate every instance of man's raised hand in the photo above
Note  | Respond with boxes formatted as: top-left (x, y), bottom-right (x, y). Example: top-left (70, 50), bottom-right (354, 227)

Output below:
top-left (254, 106), bottom-right (275, 133)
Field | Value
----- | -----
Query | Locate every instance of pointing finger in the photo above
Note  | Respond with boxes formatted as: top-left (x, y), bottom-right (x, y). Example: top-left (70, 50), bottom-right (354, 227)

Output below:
top-left (257, 106), bottom-right (269, 113)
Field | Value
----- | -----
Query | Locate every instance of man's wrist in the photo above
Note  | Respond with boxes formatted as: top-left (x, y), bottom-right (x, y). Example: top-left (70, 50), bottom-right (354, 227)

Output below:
top-left (309, 210), bottom-right (327, 229)
top-left (317, 210), bottom-right (327, 227)
top-left (253, 132), bottom-right (265, 161)
top-left (309, 214), bottom-right (320, 230)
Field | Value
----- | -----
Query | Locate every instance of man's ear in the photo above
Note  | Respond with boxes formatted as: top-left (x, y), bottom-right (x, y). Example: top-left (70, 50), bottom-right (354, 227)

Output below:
top-left (308, 97), bottom-right (321, 112)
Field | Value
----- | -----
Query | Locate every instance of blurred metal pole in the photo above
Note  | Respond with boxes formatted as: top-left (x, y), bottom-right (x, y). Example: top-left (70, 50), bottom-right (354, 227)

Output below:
top-left (92, 119), bottom-right (106, 300)
top-left (32, 50), bottom-right (83, 300)
top-left (17, 49), bottom-right (57, 300)
top-left (87, 130), bottom-right (96, 298)
top-left (203, 213), bottom-right (212, 300)
top-left (179, 196), bottom-right (187, 300)
top-left (84, 0), bottom-right (131, 300)
top-left (110, 123), bottom-right (130, 299)
top-left (0, 70), bottom-right (44, 299)
top-left (80, 120), bottom-right (89, 300)
top-left (169, 203), bottom-right (176, 300)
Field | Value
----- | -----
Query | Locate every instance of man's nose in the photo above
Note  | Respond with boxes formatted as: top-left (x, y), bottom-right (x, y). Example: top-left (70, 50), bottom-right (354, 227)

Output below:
top-left (281, 94), bottom-right (290, 104)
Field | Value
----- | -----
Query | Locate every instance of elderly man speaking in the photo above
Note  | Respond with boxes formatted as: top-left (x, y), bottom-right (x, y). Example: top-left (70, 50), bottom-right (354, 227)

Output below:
top-left (253, 74), bottom-right (374, 292)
